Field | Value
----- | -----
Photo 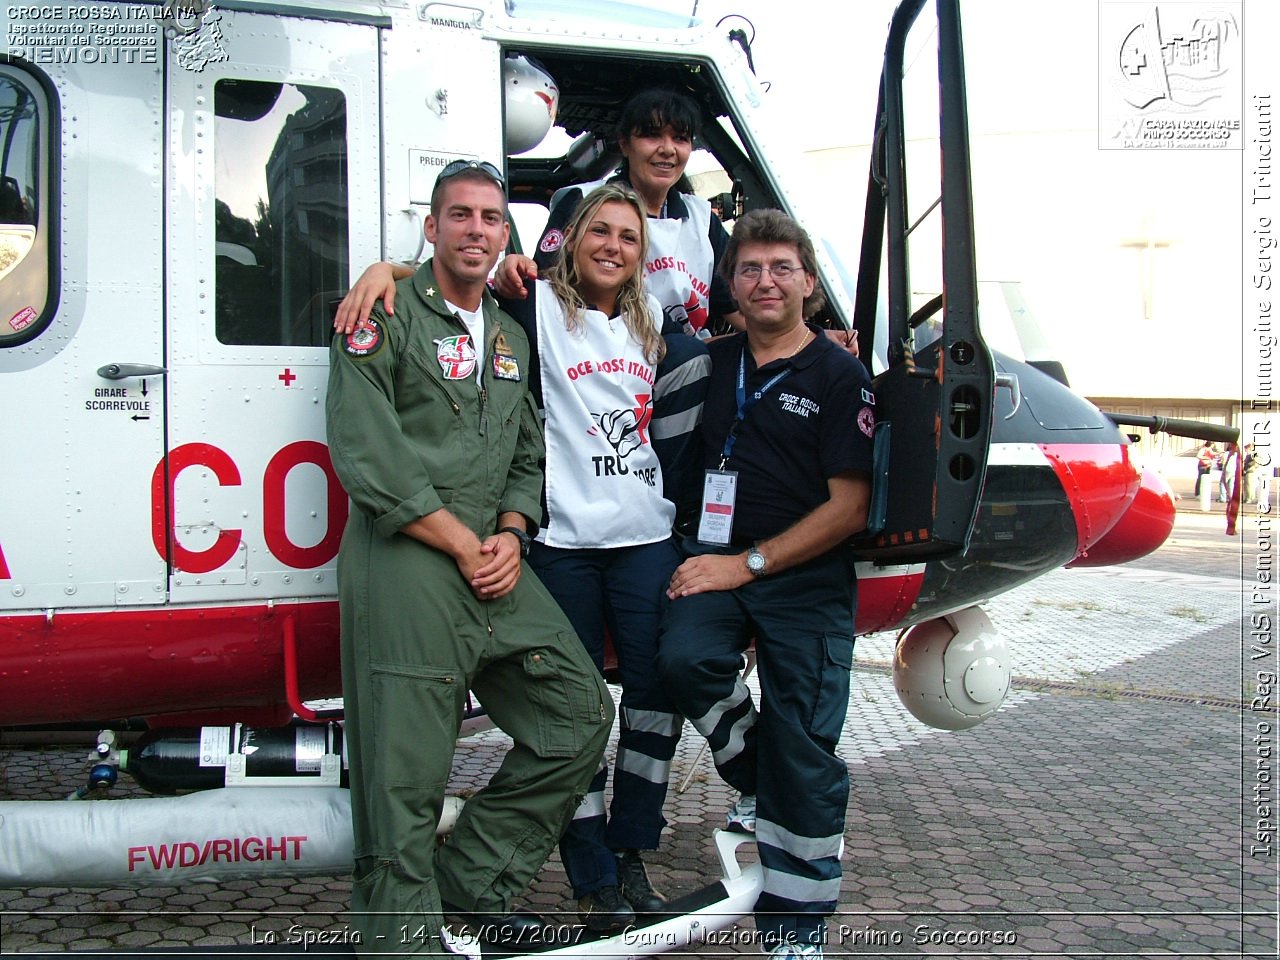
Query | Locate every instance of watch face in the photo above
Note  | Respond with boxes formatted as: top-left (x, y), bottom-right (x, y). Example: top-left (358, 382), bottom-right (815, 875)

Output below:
top-left (748, 551), bottom-right (766, 573)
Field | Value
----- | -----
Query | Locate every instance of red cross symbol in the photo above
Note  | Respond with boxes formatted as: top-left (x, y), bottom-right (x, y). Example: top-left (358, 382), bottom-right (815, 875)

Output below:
top-left (278, 368), bottom-right (297, 387)
top-left (632, 393), bottom-right (653, 445)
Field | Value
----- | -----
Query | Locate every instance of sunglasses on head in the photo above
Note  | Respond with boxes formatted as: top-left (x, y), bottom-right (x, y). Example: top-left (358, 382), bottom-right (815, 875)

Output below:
top-left (437, 159), bottom-right (505, 188)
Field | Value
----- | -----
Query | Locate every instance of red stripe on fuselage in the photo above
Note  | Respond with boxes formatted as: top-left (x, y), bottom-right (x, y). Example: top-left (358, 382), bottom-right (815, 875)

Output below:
top-left (0, 601), bottom-right (341, 727)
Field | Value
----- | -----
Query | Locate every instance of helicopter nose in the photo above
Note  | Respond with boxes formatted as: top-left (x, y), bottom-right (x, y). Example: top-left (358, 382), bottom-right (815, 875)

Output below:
top-left (1066, 464), bottom-right (1176, 567)
top-left (1040, 442), bottom-right (1142, 564)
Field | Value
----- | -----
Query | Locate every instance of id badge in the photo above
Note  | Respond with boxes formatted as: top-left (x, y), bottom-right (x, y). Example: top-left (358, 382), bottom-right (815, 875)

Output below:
top-left (697, 469), bottom-right (738, 545)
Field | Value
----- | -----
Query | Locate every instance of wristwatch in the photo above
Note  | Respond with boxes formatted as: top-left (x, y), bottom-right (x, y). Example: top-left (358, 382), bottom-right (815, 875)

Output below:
top-left (745, 545), bottom-right (768, 578)
top-left (499, 525), bottom-right (532, 559)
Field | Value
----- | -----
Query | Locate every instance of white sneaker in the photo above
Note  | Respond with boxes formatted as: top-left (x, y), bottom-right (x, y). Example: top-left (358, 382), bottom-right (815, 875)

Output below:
top-left (726, 794), bottom-right (756, 833)
top-left (767, 944), bottom-right (822, 959)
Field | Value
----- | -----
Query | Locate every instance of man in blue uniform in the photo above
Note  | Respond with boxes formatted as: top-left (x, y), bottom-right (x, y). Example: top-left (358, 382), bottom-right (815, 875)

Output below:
top-left (657, 209), bottom-right (874, 959)
top-left (326, 160), bottom-right (612, 954)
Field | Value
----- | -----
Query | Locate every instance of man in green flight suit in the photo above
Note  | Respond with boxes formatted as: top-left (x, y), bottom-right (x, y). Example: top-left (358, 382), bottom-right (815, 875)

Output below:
top-left (326, 160), bottom-right (612, 954)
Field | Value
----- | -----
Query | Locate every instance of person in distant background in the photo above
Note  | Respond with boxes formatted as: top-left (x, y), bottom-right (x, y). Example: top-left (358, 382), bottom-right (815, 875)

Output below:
top-left (1193, 442), bottom-right (1215, 498)
top-left (1225, 440), bottom-right (1243, 536)
top-left (1219, 441), bottom-right (1238, 503)
top-left (1242, 443), bottom-right (1260, 504)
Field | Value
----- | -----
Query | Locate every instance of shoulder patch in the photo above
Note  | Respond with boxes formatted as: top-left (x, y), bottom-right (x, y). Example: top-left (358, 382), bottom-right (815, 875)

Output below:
top-left (861, 387), bottom-right (876, 406)
top-left (539, 229), bottom-right (564, 255)
top-left (345, 318), bottom-right (384, 359)
top-left (857, 406), bottom-right (876, 438)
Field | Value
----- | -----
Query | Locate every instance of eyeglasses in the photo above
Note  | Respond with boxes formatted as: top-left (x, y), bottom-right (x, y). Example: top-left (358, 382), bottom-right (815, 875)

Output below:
top-left (437, 159), bottom-right (505, 188)
top-left (734, 262), bottom-right (804, 282)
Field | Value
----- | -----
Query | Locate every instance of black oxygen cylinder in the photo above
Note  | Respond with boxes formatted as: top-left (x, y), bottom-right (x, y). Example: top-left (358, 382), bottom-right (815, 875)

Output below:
top-left (118, 722), bottom-right (347, 794)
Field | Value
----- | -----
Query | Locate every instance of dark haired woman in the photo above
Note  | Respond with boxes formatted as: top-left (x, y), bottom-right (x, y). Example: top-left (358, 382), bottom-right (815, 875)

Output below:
top-left (500, 87), bottom-right (741, 337)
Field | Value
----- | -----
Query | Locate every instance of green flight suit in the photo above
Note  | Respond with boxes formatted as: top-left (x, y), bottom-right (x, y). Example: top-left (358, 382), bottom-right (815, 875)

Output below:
top-left (326, 260), bottom-right (612, 954)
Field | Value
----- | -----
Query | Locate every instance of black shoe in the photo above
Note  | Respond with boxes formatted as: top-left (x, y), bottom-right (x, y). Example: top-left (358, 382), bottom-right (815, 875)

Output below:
top-left (615, 849), bottom-right (666, 915)
top-left (577, 884), bottom-right (635, 933)
top-left (443, 903), bottom-right (550, 946)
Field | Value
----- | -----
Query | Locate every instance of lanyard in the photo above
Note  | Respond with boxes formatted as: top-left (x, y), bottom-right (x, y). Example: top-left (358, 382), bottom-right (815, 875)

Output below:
top-left (720, 348), bottom-right (792, 467)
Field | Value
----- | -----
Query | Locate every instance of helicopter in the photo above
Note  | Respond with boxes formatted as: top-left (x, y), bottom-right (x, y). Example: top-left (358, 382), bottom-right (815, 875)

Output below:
top-left (0, 0), bottom-right (1237, 951)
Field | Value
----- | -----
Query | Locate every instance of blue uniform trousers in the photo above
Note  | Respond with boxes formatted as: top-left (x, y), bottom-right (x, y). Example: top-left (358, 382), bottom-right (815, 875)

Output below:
top-left (657, 542), bottom-right (856, 947)
top-left (529, 537), bottom-right (684, 898)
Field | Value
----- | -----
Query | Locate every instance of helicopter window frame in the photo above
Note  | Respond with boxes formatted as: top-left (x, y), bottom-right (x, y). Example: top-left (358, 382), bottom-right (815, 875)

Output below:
top-left (0, 62), bottom-right (58, 350)
top-left (212, 77), bottom-right (350, 349)
top-left (502, 48), bottom-right (772, 211)
top-left (497, 45), bottom-right (848, 332)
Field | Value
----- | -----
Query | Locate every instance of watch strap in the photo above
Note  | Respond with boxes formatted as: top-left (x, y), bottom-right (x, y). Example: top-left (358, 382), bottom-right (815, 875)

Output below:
top-left (498, 525), bottom-right (532, 558)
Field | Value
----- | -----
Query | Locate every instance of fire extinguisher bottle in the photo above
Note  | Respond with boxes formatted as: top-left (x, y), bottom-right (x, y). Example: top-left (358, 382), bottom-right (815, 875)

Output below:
top-left (118, 723), bottom-right (347, 794)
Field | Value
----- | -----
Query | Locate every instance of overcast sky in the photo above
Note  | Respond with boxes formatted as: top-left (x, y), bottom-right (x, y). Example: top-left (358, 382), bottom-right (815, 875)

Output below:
top-left (674, 0), bottom-right (1261, 405)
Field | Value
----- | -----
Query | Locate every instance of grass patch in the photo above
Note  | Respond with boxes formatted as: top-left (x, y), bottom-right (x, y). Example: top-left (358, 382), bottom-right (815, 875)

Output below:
top-left (1033, 598), bottom-right (1105, 612)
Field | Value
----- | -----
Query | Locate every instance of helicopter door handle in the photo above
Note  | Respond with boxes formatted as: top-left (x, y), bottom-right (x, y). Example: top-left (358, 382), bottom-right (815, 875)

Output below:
top-left (97, 363), bottom-right (168, 380)
top-left (995, 372), bottom-right (1020, 419)
top-left (871, 115), bottom-right (888, 194)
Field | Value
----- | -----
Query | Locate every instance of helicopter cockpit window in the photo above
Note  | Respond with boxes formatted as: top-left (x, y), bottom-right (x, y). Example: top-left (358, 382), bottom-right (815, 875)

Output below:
top-left (502, 49), bottom-right (837, 335)
top-left (0, 66), bottom-right (53, 348)
top-left (214, 79), bottom-right (348, 348)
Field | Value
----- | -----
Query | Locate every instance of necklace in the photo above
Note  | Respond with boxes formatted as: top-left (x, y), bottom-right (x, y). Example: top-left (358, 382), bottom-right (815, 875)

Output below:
top-left (787, 324), bottom-right (810, 358)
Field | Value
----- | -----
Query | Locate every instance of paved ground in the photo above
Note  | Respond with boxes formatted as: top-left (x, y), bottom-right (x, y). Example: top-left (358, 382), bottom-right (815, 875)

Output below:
top-left (1, 503), bottom-right (1273, 958)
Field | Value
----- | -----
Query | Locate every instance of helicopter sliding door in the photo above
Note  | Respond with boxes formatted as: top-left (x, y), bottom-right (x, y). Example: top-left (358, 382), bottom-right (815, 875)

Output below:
top-left (851, 0), bottom-right (993, 562)
top-left (162, 10), bottom-right (380, 603)
top-left (0, 27), bottom-right (168, 613)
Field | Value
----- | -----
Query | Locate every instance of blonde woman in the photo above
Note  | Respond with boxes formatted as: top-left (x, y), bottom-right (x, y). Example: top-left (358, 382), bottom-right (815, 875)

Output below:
top-left (500, 184), bottom-right (682, 932)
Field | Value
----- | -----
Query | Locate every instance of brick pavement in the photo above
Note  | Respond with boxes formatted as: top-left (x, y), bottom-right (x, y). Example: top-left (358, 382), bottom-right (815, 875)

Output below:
top-left (1, 505), bottom-right (1272, 958)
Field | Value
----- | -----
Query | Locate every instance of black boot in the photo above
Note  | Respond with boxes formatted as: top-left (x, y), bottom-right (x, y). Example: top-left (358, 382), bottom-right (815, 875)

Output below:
top-left (615, 849), bottom-right (666, 915)
top-left (577, 883), bottom-right (635, 933)
top-left (443, 903), bottom-right (551, 946)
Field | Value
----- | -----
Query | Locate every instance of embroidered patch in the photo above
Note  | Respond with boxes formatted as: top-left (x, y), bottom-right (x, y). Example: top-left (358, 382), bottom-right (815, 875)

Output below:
top-left (344, 318), bottom-right (384, 358)
top-left (493, 353), bottom-right (522, 381)
top-left (436, 334), bottom-right (476, 380)
top-left (539, 229), bottom-right (564, 254)
top-left (857, 406), bottom-right (876, 438)
top-left (861, 387), bottom-right (876, 406)
top-left (779, 392), bottom-right (819, 418)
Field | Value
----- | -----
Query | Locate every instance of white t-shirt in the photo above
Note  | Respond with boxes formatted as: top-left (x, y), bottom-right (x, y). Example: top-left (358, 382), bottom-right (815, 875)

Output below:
top-left (534, 281), bottom-right (675, 548)
top-left (445, 299), bottom-right (485, 387)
